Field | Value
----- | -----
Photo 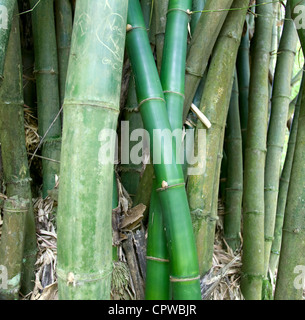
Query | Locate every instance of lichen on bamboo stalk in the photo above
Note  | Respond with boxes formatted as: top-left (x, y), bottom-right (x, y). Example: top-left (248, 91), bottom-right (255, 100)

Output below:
top-left (0, 7), bottom-right (36, 296)
top-left (264, 1), bottom-right (298, 280)
top-left (183, 0), bottom-right (233, 122)
top-left (187, 0), bottom-right (248, 277)
top-left (241, 0), bottom-right (274, 300)
top-left (0, 0), bottom-right (16, 84)
top-left (57, 0), bottom-right (128, 300)
top-left (30, 0), bottom-right (62, 197)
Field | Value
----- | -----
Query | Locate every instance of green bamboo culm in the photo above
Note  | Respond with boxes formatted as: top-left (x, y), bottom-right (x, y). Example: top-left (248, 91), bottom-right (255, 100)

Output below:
top-left (274, 0), bottom-right (305, 300)
top-left (264, 0), bottom-right (298, 279)
top-left (154, 0), bottom-right (169, 73)
top-left (0, 7), bottom-right (37, 296)
top-left (241, 0), bottom-right (274, 301)
top-left (0, 0), bottom-right (15, 84)
top-left (183, 0), bottom-right (234, 122)
top-left (146, 0), bottom-right (193, 300)
top-left (145, 180), bottom-right (170, 300)
top-left (57, 0), bottom-right (128, 300)
top-left (190, 0), bottom-right (207, 35)
top-left (224, 74), bottom-right (243, 251)
top-left (30, 0), bottom-right (62, 198)
top-left (55, 0), bottom-right (73, 108)
top-left (236, 16), bottom-right (250, 159)
top-left (187, 0), bottom-right (248, 276)
top-left (269, 73), bottom-right (304, 275)
top-left (126, 0), bottom-right (201, 300)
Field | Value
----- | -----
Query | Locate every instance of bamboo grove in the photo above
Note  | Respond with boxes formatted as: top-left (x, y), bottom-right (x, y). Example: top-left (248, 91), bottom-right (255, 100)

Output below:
top-left (0, 0), bottom-right (305, 301)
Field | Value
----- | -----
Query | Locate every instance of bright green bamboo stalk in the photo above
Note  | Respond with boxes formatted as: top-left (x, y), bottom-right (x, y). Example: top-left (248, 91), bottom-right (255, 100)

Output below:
top-left (57, 0), bottom-right (128, 300)
top-left (241, 0), bottom-right (274, 301)
top-left (187, 0), bottom-right (248, 276)
top-left (269, 73), bottom-right (304, 275)
top-left (236, 17), bottom-right (250, 159)
top-left (264, 1), bottom-right (298, 279)
top-left (0, 8), bottom-right (36, 296)
top-left (183, 0), bottom-right (233, 122)
top-left (55, 0), bottom-right (72, 108)
top-left (30, 0), bottom-right (62, 197)
top-left (274, 0), bottom-right (305, 300)
top-left (127, 0), bottom-right (201, 300)
top-left (154, 0), bottom-right (169, 73)
top-left (190, 0), bottom-right (207, 35)
top-left (224, 75), bottom-right (243, 251)
top-left (145, 180), bottom-right (170, 300)
top-left (0, 0), bottom-right (15, 84)
top-left (140, 0), bottom-right (152, 30)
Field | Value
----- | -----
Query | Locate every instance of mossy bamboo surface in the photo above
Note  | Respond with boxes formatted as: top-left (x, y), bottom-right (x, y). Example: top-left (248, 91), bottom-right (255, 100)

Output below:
top-left (0, 198), bottom-right (28, 300)
top-left (183, 0), bottom-right (233, 122)
top-left (241, 0), bottom-right (274, 300)
top-left (224, 75), bottom-right (243, 251)
top-left (126, 0), bottom-right (201, 300)
top-left (0, 0), bottom-right (15, 84)
top-left (0, 9), bottom-right (36, 295)
top-left (30, 0), bottom-right (61, 197)
top-left (236, 17), bottom-right (250, 159)
top-left (264, 2), bottom-right (298, 278)
top-left (55, 0), bottom-right (72, 108)
top-left (187, 0), bottom-right (248, 276)
top-left (269, 73), bottom-right (304, 275)
top-left (274, 0), bottom-right (305, 300)
top-left (57, 0), bottom-right (128, 300)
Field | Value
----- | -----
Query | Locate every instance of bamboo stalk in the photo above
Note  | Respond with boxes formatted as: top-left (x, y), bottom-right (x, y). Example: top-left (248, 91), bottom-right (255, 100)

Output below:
top-left (57, 0), bottom-right (128, 300)
top-left (0, 7), bottom-right (36, 296)
top-left (264, 1), bottom-right (298, 279)
top-left (241, 0), bottom-right (274, 300)
top-left (224, 75), bottom-right (243, 251)
top-left (187, 0), bottom-right (248, 276)
top-left (30, 0), bottom-right (62, 197)
top-left (55, 0), bottom-right (72, 108)
top-left (274, 0), bottom-right (305, 300)
top-left (269, 73), bottom-right (304, 275)
top-left (126, 0), bottom-right (201, 300)
top-left (183, 0), bottom-right (234, 122)
top-left (0, 198), bottom-right (28, 300)
top-left (236, 17), bottom-right (250, 159)
top-left (190, 0), bottom-right (207, 35)
top-left (0, 0), bottom-right (15, 84)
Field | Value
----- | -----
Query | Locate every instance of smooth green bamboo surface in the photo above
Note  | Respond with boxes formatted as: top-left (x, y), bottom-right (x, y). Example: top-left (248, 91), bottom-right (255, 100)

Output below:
top-left (274, 0), bottom-right (305, 300)
top-left (30, 0), bottom-right (61, 197)
top-left (241, 0), bottom-right (274, 300)
top-left (236, 17), bottom-right (250, 159)
top-left (127, 0), bottom-right (201, 300)
top-left (187, 0), bottom-right (248, 276)
top-left (190, 0), bottom-right (207, 35)
top-left (55, 0), bottom-right (72, 108)
top-left (264, 2), bottom-right (298, 278)
top-left (269, 74), bottom-right (304, 275)
top-left (224, 75), bottom-right (243, 251)
top-left (0, 0), bottom-right (15, 84)
top-left (0, 9), bottom-right (36, 295)
top-left (145, 180), bottom-right (170, 300)
top-left (183, 0), bottom-right (233, 122)
top-left (57, 0), bottom-right (128, 300)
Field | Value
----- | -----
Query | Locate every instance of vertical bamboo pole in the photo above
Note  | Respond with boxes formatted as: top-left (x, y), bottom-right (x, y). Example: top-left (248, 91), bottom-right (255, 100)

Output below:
top-left (241, 0), bottom-right (274, 300)
top-left (57, 0), bottom-right (128, 300)
top-left (30, 0), bottom-right (62, 197)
